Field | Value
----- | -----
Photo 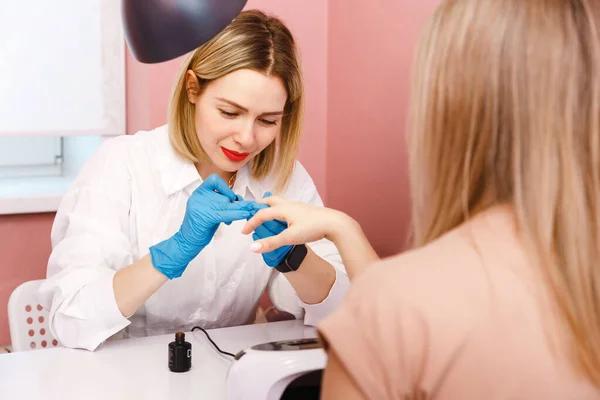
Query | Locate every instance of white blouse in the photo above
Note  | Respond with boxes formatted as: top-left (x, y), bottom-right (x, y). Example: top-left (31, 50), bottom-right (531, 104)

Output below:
top-left (38, 125), bottom-right (349, 351)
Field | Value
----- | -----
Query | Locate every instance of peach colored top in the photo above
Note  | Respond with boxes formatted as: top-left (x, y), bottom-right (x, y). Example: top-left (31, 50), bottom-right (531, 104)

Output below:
top-left (318, 206), bottom-right (599, 399)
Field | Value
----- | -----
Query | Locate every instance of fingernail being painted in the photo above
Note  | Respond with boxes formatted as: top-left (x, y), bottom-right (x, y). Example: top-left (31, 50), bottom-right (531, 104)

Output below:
top-left (249, 242), bottom-right (262, 252)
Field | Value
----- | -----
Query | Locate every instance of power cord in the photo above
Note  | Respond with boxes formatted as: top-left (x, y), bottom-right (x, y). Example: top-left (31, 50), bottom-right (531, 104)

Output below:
top-left (191, 326), bottom-right (235, 358)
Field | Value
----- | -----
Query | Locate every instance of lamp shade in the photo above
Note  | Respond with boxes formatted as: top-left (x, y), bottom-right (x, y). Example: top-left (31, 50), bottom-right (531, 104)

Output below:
top-left (122, 0), bottom-right (248, 63)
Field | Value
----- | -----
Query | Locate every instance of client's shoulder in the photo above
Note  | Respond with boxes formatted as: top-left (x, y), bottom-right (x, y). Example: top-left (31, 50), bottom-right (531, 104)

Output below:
top-left (359, 205), bottom-right (525, 313)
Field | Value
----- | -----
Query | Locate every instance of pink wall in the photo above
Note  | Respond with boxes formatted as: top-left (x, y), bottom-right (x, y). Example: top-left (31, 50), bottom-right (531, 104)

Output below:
top-left (0, 214), bottom-right (54, 345)
top-left (326, 1), bottom-right (438, 257)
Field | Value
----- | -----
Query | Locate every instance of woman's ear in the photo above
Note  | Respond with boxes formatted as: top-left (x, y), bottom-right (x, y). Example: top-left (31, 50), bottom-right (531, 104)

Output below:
top-left (185, 70), bottom-right (200, 103)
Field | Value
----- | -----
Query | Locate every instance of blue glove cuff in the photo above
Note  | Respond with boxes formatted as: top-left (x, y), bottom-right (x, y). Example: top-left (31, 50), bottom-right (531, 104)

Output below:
top-left (252, 231), bottom-right (293, 267)
top-left (265, 245), bottom-right (294, 267)
top-left (149, 232), bottom-right (198, 279)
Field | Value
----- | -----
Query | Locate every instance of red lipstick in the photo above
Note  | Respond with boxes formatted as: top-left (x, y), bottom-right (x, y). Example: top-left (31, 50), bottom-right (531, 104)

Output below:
top-left (221, 147), bottom-right (249, 162)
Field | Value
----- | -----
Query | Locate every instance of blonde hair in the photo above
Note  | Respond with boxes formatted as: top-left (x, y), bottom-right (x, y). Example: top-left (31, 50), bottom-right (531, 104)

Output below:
top-left (409, 0), bottom-right (600, 385)
top-left (169, 10), bottom-right (304, 192)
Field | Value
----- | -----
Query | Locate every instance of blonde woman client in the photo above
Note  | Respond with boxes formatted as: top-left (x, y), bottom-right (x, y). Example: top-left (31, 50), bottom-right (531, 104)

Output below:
top-left (38, 10), bottom-right (349, 351)
top-left (245, 0), bottom-right (600, 398)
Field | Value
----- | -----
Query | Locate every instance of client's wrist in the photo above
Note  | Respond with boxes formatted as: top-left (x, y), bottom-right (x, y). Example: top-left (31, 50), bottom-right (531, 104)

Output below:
top-left (326, 210), bottom-right (362, 244)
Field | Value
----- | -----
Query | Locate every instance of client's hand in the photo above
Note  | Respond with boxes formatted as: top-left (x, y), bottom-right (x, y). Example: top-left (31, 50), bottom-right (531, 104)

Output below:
top-left (242, 195), bottom-right (352, 254)
top-left (249, 193), bottom-right (293, 267)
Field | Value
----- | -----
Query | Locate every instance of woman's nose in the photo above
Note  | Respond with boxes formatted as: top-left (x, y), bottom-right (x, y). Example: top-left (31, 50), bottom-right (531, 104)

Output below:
top-left (233, 120), bottom-right (256, 148)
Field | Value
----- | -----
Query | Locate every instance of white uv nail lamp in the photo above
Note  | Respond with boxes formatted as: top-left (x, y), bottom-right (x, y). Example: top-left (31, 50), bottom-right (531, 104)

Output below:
top-left (225, 337), bottom-right (326, 400)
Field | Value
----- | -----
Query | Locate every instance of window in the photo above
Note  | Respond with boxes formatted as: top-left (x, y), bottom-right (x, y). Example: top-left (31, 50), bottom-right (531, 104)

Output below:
top-left (0, 0), bottom-right (125, 214)
top-left (0, 137), bottom-right (63, 179)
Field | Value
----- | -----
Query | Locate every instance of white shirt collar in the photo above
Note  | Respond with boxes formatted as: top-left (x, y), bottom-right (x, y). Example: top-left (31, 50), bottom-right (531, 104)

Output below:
top-left (156, 125), bottom-right (264, 200)
top-left (233, 164), bottom-right (264, 201)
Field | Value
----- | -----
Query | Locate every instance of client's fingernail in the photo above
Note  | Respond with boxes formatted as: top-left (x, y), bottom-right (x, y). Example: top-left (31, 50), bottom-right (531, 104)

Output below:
top-left (249, 242), bottom-right (262, 252)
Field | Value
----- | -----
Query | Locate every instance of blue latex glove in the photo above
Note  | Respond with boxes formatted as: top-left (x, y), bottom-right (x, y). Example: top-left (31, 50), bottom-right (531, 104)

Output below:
top-left (251, 192), bottom-right (293, 267)
top-left (150, 174), bottom-right (256, 279)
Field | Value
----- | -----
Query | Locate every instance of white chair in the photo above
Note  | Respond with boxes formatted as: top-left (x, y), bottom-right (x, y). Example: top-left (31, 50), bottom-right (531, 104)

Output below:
top-left (7, 279), bottom-right (60, 352)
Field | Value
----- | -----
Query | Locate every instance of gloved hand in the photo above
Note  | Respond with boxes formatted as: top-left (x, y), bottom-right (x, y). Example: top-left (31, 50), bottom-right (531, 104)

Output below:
top-left (150, 174), bottom-right (257, 279)
top-left (250, 192), bottom-right (293, 267)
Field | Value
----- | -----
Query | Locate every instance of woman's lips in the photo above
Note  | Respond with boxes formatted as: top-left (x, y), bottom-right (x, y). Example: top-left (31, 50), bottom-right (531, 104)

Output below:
top-left (221, 147), bottom-right (250, 162)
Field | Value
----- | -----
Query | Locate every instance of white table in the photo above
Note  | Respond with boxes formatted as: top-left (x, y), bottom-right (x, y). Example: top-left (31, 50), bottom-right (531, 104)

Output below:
top-left (0, 320), bottom-right (317, 400)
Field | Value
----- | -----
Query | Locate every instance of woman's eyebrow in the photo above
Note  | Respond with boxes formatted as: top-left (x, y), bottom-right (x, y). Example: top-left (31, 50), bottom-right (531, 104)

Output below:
top-left (216, 97), bottom-right (284, 116)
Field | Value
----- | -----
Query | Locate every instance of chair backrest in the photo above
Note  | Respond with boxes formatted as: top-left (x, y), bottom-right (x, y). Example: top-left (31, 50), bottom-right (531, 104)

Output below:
top-left (8, 279), bottom-right (59, 352)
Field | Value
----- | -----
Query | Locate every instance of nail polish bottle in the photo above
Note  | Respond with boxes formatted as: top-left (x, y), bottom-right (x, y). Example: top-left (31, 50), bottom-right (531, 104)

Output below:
top-left (168, 332), bottom-right (192, 372)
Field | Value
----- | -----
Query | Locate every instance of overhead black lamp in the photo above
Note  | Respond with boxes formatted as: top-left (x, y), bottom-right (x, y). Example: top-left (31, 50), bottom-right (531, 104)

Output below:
top-left (122, 0), bottom-right (248, 64)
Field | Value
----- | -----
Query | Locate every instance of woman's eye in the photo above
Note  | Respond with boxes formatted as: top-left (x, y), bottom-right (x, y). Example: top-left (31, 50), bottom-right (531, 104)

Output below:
top-left (219, 110), bottom-right (238, 117)
top-left (259, 119), bottom-right (277, 126)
